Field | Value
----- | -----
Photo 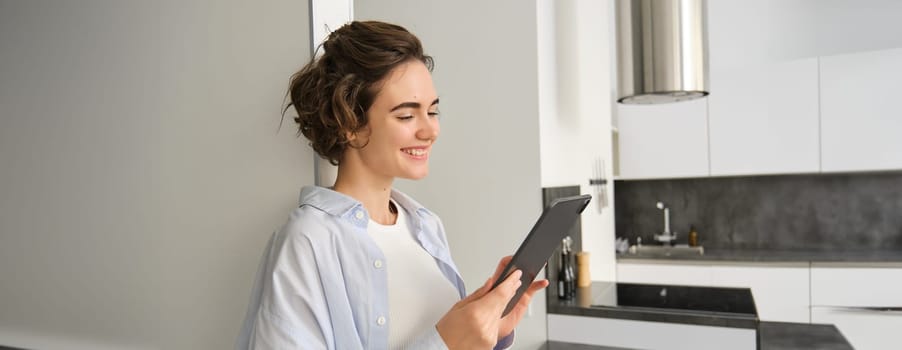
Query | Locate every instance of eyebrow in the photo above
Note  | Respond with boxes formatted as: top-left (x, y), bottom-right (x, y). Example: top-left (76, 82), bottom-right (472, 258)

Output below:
top-left (389, 98), bottom-right (440, 112)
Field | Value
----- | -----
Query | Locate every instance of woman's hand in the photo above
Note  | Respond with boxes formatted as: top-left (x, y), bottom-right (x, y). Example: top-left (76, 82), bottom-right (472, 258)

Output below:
top-left (436, 269), bottom-right (523, 350)
top-left (492, 255), bottom-right (549, 341)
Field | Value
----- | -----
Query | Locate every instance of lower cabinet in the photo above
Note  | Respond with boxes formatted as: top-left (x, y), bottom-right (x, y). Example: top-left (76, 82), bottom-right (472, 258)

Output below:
top-left (811, 307), bottom-right (902, 350)
top-left (617, 260), bottom-right (713, 286)
top-left (617, 261), bottom-right (902, 348)
top-left (709, 264), bottom-right (810, 323)
top-left (617, 261), bottom-right (810, 323)
top-left (811, 264), bottom-right (902, 350)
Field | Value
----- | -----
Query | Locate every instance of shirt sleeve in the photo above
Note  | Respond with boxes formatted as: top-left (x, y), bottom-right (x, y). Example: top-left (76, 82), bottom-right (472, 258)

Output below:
top-left (405, 326), bottom-right (450, 350)
top-left (240, 231), bottom-right (334, 350)
top-left (494, 330), bottom-right (515, 350)
top-left (403, 327), bottom-right (514, 349)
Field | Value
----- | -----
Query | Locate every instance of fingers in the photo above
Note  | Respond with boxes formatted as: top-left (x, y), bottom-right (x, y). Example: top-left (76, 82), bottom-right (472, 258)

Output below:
top-left (488, 269), bottom-right (522, 306)
top-left (459, 276), bottom-right (493, 304)
top-left (460, 259), bottom-right (524, 313)
top-left (491, 255), bottom-right (514, 282)
top-left (498, 279), bottom-right (550, 323)
top-left (516, 279), bottom-right (549, 305)
top-left (460, 267), bottom-right (512, 302)
top-left (525, 279), bottom-right (549, 295)
top-left (500, 255), bottom-right (513, 264)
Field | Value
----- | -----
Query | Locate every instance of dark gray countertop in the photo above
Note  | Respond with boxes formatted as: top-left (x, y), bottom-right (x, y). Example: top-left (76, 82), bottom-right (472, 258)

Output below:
top-left (542, 321), bottom-right (853, 350)
top-left (758, 322), bottom-right (853, 350)
top-left (617, 247), bottom-right (902, 262)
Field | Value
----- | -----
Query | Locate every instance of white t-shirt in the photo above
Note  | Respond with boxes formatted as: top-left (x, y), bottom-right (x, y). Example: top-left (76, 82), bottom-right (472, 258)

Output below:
top-left (368, 201), bottom-right (460, 350)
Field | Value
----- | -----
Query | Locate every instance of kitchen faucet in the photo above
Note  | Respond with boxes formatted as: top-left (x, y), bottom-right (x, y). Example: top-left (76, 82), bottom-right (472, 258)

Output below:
top-left (654, 201), bottom-right (677, 245)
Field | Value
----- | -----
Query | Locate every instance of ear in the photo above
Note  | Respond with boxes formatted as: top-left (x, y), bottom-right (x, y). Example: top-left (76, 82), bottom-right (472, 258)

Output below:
top-left (346, 126), bottom-right (371, 148)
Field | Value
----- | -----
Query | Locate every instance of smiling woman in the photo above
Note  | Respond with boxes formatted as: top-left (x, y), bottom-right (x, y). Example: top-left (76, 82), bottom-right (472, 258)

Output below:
top-left (236, 21), bottom-right (548, 350)
top-left (339, 60), bottom-right (441, 193)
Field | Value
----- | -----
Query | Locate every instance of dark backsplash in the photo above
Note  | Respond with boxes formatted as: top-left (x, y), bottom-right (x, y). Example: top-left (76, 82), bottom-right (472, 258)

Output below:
top-left (614, 172), bottom-right (902, 250)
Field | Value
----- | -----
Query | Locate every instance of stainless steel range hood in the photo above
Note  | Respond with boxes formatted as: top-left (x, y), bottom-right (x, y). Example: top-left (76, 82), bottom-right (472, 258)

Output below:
top-left (615, 0), bottom-right (709, 104)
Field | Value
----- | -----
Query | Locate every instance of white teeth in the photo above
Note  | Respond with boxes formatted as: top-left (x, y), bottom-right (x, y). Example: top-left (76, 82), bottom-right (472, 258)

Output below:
top-left (403, 148), bottom-right (426, 156)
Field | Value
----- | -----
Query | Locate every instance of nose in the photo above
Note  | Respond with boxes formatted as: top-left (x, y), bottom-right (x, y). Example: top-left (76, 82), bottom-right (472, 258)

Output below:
top-left (416, 114), bottom-right (440, 142)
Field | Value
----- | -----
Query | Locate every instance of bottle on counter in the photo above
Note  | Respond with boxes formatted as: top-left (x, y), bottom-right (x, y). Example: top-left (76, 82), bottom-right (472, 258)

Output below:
top-left (688, 225), bottom-right (699, 247)
top-left (558, 236), bottom-right (576, 300)
top-left (576, 251), bottom-right (591, 288)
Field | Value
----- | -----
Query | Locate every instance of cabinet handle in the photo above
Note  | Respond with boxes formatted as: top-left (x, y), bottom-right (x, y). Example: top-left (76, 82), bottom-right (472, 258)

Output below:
top-left (818, 306), bottom-right (902, 314)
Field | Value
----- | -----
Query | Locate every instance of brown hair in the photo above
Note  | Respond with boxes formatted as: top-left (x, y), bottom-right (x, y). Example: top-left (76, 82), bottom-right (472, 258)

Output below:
top-left (285, 21), bottom-right (434, 166)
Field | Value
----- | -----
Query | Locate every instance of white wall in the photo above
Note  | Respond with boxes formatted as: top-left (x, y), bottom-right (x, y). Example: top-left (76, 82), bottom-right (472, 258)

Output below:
top-left (0, 1), bottom-right (312, 349)
top-left (354, 0), bottom-right (546, 348)
top-left (537, 0), bottom-right (616, 282)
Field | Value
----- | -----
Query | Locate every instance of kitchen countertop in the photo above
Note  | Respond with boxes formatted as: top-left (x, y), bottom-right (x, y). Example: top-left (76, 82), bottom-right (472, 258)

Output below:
top-left (546, 282), bottom-right (853, 350)
top-left (757, 321), bottom-right (853, 350)
top-left (617, 247), bottom-right (902, 262)
top-left (541, 321), bottom-right (852, 350)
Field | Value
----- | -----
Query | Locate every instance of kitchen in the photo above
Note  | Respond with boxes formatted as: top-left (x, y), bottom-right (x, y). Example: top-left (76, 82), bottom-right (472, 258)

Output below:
top-left (1, 0), bottom-right (900, 349)
top-left (545, 0), bottom-right (902, 349)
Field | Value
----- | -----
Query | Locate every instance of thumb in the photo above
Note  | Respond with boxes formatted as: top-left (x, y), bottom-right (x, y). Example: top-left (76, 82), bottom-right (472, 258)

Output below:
top-left (488, 269), bottom-right (522, 307)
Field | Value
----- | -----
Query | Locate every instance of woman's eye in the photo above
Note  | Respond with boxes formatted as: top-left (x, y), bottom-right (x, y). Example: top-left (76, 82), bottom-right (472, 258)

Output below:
top-left (397, 116), bottom-right (414, 120)
top-left (428, 111), bottom-right (441, 118)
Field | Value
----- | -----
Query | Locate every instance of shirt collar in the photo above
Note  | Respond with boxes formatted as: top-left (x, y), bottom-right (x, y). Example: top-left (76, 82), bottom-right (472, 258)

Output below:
top-left (389, 188), bottom-right (429, 215)
top-left (298, 186), bottom-right (361, 217)
top-left (298, 186), bottom-right (430, 219)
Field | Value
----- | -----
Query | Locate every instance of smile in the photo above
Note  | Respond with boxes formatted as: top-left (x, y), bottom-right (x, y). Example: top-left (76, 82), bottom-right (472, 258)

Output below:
top-left (401, 148), bottom-right (428, 157)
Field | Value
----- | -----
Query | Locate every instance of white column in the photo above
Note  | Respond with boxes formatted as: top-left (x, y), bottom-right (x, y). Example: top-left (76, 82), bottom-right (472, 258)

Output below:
top-left (309, 0), bottom-right (353, 186)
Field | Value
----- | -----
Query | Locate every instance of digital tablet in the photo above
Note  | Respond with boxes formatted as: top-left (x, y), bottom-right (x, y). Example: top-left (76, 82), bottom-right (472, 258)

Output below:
top-left (491, 194), bottom-right (592, 317)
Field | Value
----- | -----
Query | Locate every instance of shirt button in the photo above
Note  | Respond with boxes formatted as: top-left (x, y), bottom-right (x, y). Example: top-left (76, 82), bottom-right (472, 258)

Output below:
top-left (355, 210), bottom-right (364, 219)
top-left (376, 316), bottom-right (386, 326)
top-left (374, 259), bottom-right (383, 269)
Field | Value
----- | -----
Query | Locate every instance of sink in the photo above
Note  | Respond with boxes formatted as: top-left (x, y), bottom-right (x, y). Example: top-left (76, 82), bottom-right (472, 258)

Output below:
top-left (627, 245), bottom-right (704, 257)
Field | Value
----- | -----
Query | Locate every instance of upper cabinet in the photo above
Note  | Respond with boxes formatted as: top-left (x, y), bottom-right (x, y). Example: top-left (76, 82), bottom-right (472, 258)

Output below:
top-left (820, 48), bottom-right (902, 172)
top-left (705, 0), bottom-right (820, 177)
top-left (616, 98), bottom-right (709, 179)
top-left (707, 59), bottom-right (820, 176)
top-left (616, 0), bottom-right (902, 179)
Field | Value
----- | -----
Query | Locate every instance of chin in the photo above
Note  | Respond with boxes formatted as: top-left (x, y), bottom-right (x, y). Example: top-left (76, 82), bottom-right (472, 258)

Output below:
top-left (401, 168), bottom-right (430, 180)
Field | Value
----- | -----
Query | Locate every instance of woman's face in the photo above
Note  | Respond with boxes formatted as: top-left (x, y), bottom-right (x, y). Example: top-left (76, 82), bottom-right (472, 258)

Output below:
top-left (349, 60), bottom-right (440, 181)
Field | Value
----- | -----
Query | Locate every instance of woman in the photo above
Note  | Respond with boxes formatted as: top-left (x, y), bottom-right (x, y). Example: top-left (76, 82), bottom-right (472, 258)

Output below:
top-left (237, 21), bottom-right (547, 350)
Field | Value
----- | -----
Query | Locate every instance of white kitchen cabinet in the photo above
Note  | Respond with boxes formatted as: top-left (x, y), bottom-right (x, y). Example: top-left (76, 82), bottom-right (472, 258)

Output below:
top-left (616, 98), bottom-right (709, 179)
top-left (705, 0), bottom-right (820, 176)
top-left (616, 260), bottom-right (712, 286)
top-left (811, 307), bottom-right (902, 350)
top-left (811, 264), bottom-right (902, 350)
top-left (820, 48), bottom-right (902, 172)
top-left (618, 261), bottom-right (810, 323)
top-left (811, 265), bottom-right (902, 307)
top-left (709, 264), bottom-right (810, 323)
top-left (707, 59), bottom-right (820, 176)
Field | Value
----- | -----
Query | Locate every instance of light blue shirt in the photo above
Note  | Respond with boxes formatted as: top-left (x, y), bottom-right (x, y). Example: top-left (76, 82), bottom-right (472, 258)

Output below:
top-left (236, 186), bottom-right (514, 349)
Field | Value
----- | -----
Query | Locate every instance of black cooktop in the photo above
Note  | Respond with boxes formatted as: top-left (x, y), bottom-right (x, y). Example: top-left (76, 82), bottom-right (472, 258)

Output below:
top-left (600, 282), bottom-right (758, 315)
top-left (548, 281), bottom-right (759, 329)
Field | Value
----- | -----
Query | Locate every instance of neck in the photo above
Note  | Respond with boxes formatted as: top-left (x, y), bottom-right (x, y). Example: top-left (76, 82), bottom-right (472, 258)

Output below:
top-left (333, 162), bottom-right (396, 225)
